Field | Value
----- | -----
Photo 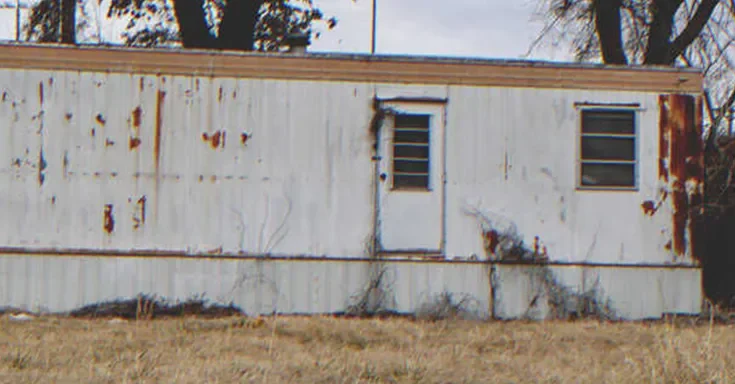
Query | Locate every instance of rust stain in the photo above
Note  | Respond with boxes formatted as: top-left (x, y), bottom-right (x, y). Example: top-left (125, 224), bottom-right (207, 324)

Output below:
top-left (38, 81), bottom-right (43, 105)
top-left (241, 132), bottom-right (250, 146)
top-left (483, 229), bottom-right (500, 255)
top-left (139, 78), bottom-right (145, 92)
top-left (218, 86), bottom-right (223, 102)
top-left (641, 201), bottom-right (656, 216)
top-left (129, 137), bottom-right (142, 150)
top-left (133, 196), bottom-right (147, 230)
top-left (641, 191), bottom-right (667, 216)
top-left (154, 91), bottom-right (166, 170)
top-left (103, 204), bottom-right (115, 234)
top-left (660, 94), bottom-right (704, 260)
top-left (95, 113), bottom-right (106, 125)
top-left (51, 196), bottom-right (56, 205)
top-left (90, 128), bottom-right (96, 137)
top-left (664, 241), bottom-right (672, 251)
top-left (233, 90), bottom-right (237, 99)
top-left (105, 138), bottom-right (115, 147)
top-left (132, 106), bottom-right (142, 128)
top-left (64, 113), bottom-right (72, 121)
top-left (201, 131), bottom-right (225, 149)
top-left (130, 106), bottom-right (142, 150)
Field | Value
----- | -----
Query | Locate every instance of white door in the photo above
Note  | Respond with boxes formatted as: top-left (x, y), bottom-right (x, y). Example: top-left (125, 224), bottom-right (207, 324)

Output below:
top-left (376, 102), bottom-right (445, 254)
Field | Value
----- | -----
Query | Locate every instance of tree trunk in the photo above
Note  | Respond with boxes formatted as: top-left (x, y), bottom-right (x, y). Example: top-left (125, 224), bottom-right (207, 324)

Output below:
top-left (172, 0), bottom-right (216, 49)
top-left (59, 0), bottom-right (75, 44)
top-left (218, 0), bottom-right (263, 51)
top-left (593, 0), bottom-right (628, 65)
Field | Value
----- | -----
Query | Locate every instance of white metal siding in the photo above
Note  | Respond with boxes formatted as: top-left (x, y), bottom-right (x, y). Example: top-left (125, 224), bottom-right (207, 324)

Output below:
top-left (444, 87), bottom-right (682, 265)
top-left (0, 69), bottom-right (375, 257)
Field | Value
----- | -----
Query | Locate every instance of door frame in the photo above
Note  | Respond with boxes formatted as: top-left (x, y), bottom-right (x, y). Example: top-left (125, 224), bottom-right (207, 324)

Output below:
top-left (372, 97), bottom-right (448, 257)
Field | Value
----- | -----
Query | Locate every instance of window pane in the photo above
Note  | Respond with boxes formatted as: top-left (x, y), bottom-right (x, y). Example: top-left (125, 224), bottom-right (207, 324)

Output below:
top-left (582, 137), bottom-right (635, 161)
top-left (395, 114), bottom-right (430, 128)
top-left (581, 163), bottom-right (635, 187)
top-left (394, 129), bottom-right (429, 144)
top-left (394, 159), bottom-right (429, 174)
top-left (582, 110), bottom-right (635, 134)
top-left (394, 144), bottom-right (429, 159)
top-left (394, 174), bottom-right (429, 189)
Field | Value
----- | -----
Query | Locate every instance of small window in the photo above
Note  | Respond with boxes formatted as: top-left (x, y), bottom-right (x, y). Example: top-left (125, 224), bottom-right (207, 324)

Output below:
top-left (393, 113), bottom-right (431, 189)
top-left (579, 109), bottom-right (636, 188)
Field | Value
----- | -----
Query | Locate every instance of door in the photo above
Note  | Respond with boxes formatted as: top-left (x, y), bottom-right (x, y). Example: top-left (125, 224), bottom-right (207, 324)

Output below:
top-left (376, 101), bottom-right (445, 254)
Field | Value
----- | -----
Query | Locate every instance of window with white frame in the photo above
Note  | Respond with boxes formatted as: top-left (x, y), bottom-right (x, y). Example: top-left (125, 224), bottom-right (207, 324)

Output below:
top-left (579, 108), bottom-right (637, 188)
top-left (392, 113), bottom-right (431, 190)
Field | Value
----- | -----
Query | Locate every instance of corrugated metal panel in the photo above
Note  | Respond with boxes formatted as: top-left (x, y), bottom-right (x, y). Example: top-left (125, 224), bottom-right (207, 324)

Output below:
top-left (0, 69), bottom-right (375, 257)
top-left (492, 264), bottom-right (701, 320)
top-left (0, 255), bottom-right (698, 320)
top-left (0, 255), bottom-right (492, 317)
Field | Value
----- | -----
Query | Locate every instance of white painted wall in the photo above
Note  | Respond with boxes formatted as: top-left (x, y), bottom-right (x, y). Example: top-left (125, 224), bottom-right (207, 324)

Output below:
top-left (444, 87), bottom-right (681, 265)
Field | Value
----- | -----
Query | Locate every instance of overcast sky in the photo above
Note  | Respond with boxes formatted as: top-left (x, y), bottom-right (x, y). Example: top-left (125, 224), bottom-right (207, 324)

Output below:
top-left (0, 0), bottom-right (574, 62)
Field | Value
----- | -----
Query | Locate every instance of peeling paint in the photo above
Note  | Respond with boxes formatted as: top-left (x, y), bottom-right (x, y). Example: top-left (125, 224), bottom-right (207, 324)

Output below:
top-left (241, 132), bottom-right (250, 146)
top-left (95, 113), bottom-right (106, 126)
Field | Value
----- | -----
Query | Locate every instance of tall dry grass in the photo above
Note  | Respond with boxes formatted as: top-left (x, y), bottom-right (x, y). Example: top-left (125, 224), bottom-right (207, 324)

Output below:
top-left (0, 314), bottom-right (733, 383)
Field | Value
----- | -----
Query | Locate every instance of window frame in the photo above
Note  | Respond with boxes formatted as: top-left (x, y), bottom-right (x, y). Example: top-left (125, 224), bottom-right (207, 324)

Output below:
top-left (575, 104), bottom-right (642, 191)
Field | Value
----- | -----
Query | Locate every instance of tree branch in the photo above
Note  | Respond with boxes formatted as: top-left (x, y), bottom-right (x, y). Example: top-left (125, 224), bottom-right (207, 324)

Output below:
top-left (218, 0), bottom-right (263, 51)
top-left (171, 0), bottom-right (216, 48)
top-left (670, 0), bottom-right (720, 60)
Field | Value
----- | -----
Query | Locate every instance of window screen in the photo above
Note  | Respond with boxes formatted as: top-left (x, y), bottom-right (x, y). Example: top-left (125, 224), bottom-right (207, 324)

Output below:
top-left (392, 113), bottom-right (431, 189)
top-left (580, 109), bottom-right (636, 188)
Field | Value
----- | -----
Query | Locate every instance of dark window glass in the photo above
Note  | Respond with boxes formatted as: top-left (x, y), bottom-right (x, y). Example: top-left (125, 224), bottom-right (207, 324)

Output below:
top-left (582, 110), bottom-right (635, 134)
top-left (581, 137), bottom-right (635, 161)
top-left (581, 163), bottom-right (635, 187)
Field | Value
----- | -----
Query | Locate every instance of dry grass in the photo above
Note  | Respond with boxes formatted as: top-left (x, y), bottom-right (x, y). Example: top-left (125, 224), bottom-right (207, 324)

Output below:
top-left (0, 314), bottom-right (733, 383)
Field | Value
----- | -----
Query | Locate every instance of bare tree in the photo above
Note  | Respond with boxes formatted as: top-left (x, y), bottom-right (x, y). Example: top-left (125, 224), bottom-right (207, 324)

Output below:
top-left (531, 0), bottom-right (734, 133)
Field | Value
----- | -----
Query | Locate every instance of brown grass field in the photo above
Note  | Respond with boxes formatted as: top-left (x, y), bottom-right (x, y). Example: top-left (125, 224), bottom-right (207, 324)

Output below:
top-left (0, 314), bottom-right (733, 383)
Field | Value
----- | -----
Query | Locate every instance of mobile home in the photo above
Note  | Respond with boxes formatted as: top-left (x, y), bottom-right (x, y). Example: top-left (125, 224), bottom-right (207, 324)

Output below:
top-left (0, 44), bottom-right (704, 319)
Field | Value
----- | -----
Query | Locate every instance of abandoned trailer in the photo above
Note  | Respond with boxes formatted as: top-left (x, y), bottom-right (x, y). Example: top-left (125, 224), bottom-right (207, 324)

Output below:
top-left (0, 43), bottom-right (704, 320)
